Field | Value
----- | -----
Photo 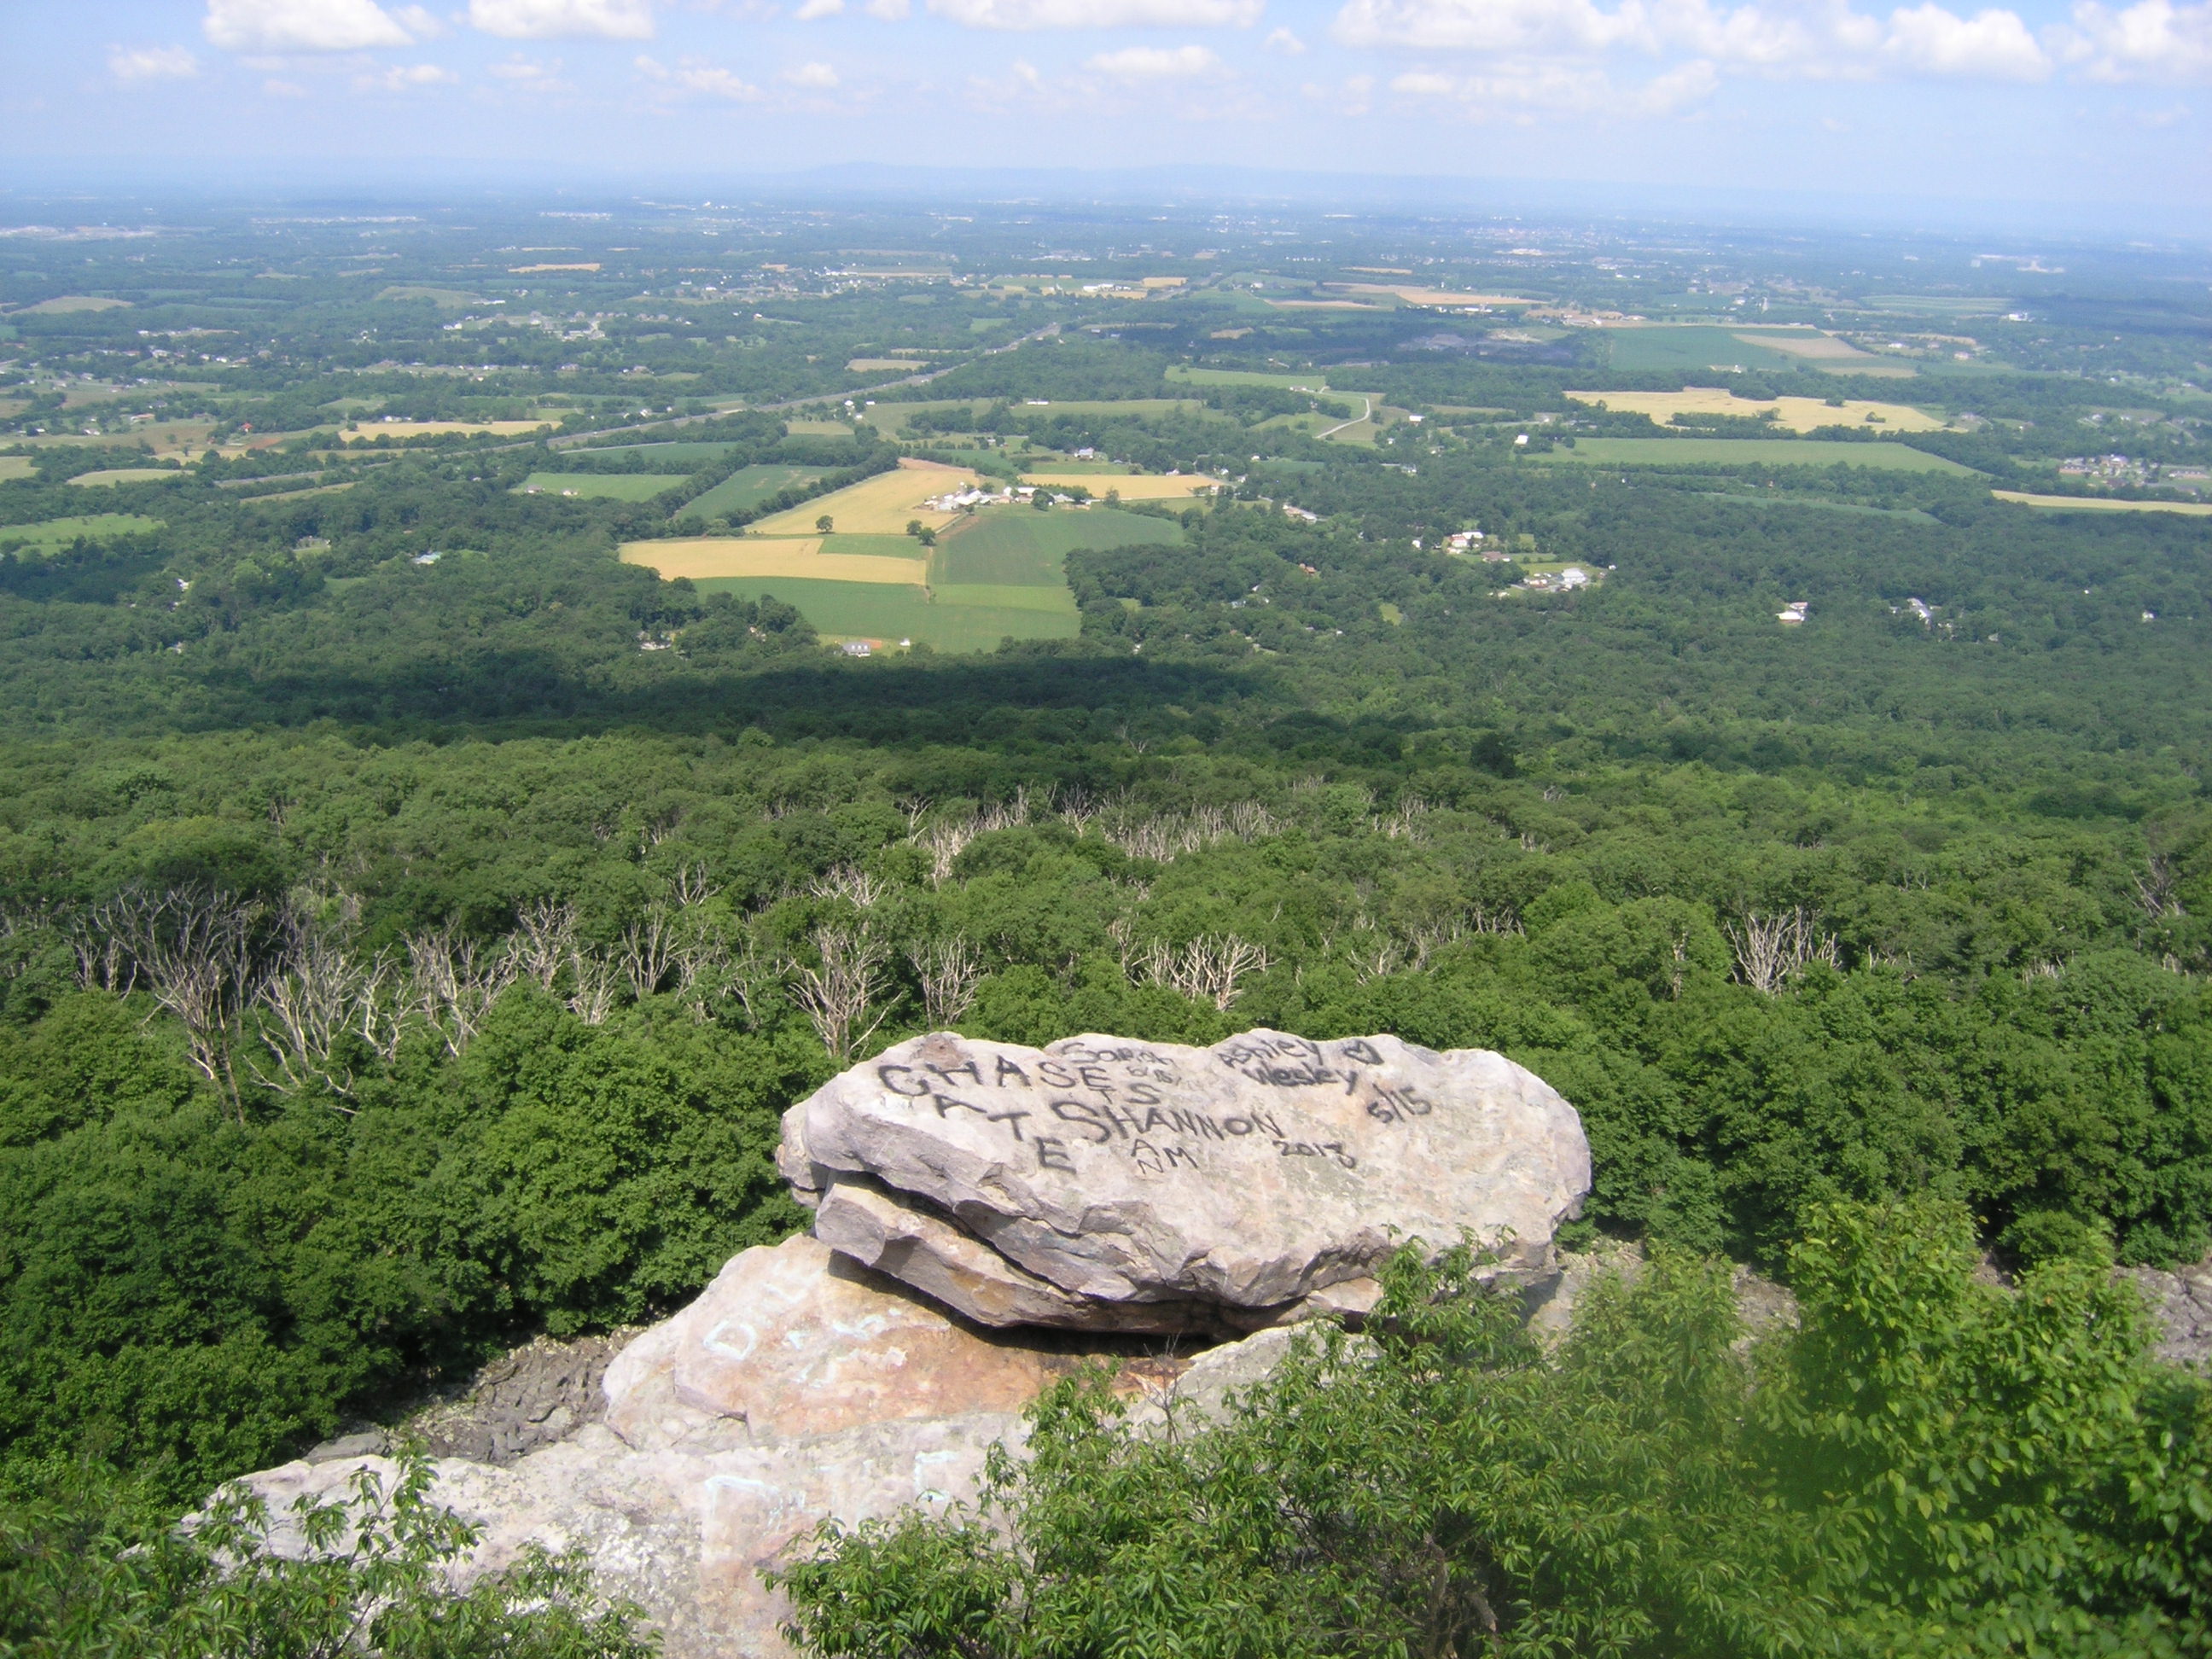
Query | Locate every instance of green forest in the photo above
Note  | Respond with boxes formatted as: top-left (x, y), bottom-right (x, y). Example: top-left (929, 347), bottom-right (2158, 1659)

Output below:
top-left (2, 195), bottom-right (2208, 1655)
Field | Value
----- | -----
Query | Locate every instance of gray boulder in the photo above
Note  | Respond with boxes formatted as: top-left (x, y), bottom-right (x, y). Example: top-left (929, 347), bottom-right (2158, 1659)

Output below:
top-left (783, 1029), bottom-right (1590, 1328)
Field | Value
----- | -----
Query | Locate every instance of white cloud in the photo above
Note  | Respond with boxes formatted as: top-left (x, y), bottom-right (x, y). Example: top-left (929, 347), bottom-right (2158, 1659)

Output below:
top-left (358, 60), bottom-right (460, 88)
top-left (783, 57), bottom-right (841, 82)
top-left (1335, 0), bottom-right (1646, 55)
top-left (637, 53), bottom-right (763, 96)
top-left (468, 0), bottom-right (656, 39)
top-left (110, 44), bottom-right (201, 80)
top-left (795, 0), bottom-right (844, 15)
top-left (1390, 51), bottom-right (1715, 111)
top-left (1088, 41), bottom-right (1223, 72)
top-left (1884, 3), bottom-right (2047, 76)
top-left (1263, 24), bottom-right (1306, 49)
top-left (929, 0), bottom-right (1262, 28)
top-left (1334, 0), bottom-right (2063, 81)
top-left (393, 5), bottom-right (447, 35)
top-left (490, 53), bottom-right (573, 84)
top-left (1633, 52), bottom-right (1720, 104)
top-left (204, 0), bottom-right (415, 51)
top-left (2064, 0), bottom-right (2212, 79)
top-left (865, 0), bottom-right (913, 15)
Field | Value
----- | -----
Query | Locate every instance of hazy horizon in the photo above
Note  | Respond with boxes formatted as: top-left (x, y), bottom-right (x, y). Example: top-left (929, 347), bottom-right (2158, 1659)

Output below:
top-left (5, 1), bottom-right (2208, 229)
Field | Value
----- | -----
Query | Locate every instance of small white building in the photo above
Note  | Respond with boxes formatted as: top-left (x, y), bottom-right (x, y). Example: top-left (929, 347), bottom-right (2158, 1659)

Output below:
top-left (1778, 602), bottom-right (1808, 626)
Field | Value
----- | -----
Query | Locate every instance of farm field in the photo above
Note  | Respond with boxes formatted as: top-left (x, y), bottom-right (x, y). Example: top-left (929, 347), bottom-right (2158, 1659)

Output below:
top-left (372, 286), bottom-right (479, 307)
top-left (682, 464), bottom-right (825, 519)
top-left (620, 537), bottom-right (928, 585)
top-left (1166, 366), bottom-right (1331, 392)
top-left (686, 576), bottom-right (1079, 652)
top-left (1022, 471), bottom-right (1214, 499)
top-left (930, 504), bottom-right (1183, 585)
top-left (1534, 438), bottom-right (1978, 474)
top-left (1565, 388), bottom-right (1949, 433)
top-left (515, 472), bottom-right (689, 501)
top-left (340, 420), bottom-right (554, 439)
top-left (785, 420), bottom-right (858, 437)
top-left (1329, 282), bottom-right (1535, 307)
top-left (1727, 327), bottom-right (1887, 364)
top-left (752, 459), bottom-right (977, 536)
top-left (1014, 399), bottom-right (1208, 418)
top-left (0, 513), bottom-right (163, 550)
top-left (67, 469), bottom-right (178, 487)
top-left (1604, 325), bottom-right (1916, 376)
top-left (1699, 492), bottom-right (1940, 523)
top-left (1991, 491), bottom-right (2212, 515)
top-left (0, 458), bottom-right (30, 481)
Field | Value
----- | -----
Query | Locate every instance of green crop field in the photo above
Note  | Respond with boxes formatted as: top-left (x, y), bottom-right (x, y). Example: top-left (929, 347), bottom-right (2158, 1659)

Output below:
top-left (516, 472), bottom-right (690, 501)
top-left (683, 464), bottom-right (824, 518)
top-left (1534, 438), bottom-right (1978, 474)
top-left (0, 457), bottom-right (32, 482)
top-left (690, 576), bottom-right (1079, 651)
top-left (818, 533), bottom-right (931, 561)
top-left (0, 513), bottom-right (165, 552)
top-left (932, 504), bottom-right (1184, 586)
top-left (1167, 366), bottom-right (1330, 392)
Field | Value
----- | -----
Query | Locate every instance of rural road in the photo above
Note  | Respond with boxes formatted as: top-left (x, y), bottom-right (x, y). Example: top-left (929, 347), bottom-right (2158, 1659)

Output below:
top-left (1315, 394), bottom-right (1373, 441)
top-left (547, 321), bottom-right (1062, 450)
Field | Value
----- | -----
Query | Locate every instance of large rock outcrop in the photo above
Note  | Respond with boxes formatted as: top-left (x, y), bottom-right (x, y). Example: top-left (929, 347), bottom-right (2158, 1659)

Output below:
top-left (220, 1030), bottom-right (1596, 1656)
top-left (783, 1030), bottom-right (1592, 1330)
top-left (228, 1235), bottom-right (1266, 1657)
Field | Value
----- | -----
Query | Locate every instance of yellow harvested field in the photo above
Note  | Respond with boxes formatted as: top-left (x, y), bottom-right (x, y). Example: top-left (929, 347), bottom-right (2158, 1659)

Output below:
top-left (1565, 388), bottom-right (1949, 434)
top-left (847, 358), bottom-right (923, 372)
top-left (1335, 283), bottom-right (1534, 307)
top-left (1734, 329), bottom-right (1878, 361)
top-left (1022, 472), bottom-right (1217, 499)
top-left (751, 459), bottom-right (979, 536)
top-left (343, 420), bottom-right (554, 439)
top-left (621, 538), bottom-right (929, 585)
top-left (1992, 491), bottom-right (2212, 515)
top-left (1267, 300), bottom-right (1384, 311)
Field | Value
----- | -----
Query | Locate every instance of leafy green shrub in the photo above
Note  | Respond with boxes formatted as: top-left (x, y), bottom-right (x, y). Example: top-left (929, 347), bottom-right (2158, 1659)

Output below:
top-left (776, 1199), bottom-right (2212, 1658)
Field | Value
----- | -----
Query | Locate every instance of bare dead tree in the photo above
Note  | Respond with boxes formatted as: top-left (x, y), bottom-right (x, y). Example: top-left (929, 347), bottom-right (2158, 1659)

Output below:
top-left (669, 863), bottom-right (719, 910)
top-left (809, 864), bottom-right (887, 910)
top-left (1347, 933), bottom-right (1404, 985)
top-left (2137, 855), bottom-right (2185, 922)
top-left (509, 899), bottom-right (578, 991)
top-left (407, 928), bottom-right (516, 1056)
top-left (564, 945), bottom-right (620, 1026)
top-left (790, 923), bottom-right (889, 1062)
top-left (618, 905), bottom-right (680, 1000)
top-left (1371, 795), bottom-right (1433, 841)
top-left (1136, 934), bottom-right (1272, 1011)
top-left (1725, 907), bottom-right (1841, 994)
top-left (99, 887), bottom-right (267, 1110)
top-left (252, 913), bottom-right (406, 1106)
top-left (908, 934), bottom-right (986, 1029)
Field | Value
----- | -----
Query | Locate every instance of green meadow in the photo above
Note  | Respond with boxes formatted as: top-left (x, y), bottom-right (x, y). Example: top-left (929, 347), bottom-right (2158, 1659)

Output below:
top-left (931, 504), bottom-right (1184, 586)
top-left (1535, 437), bottom-right (1978, 474)
top-left (690, 577), bottom-right (1079, 651)
top-left (683, 464), bottom-right (825, 518)
top-left (0, 513), bottom-right (165, 552)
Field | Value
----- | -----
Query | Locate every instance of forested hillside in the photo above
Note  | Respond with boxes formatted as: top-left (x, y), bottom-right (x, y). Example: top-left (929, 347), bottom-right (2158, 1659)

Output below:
top-left (2, 195), bottom-right (2208, 1651)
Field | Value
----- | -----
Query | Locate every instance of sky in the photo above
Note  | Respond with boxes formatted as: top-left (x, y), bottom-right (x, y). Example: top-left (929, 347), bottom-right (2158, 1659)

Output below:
top-left (3, 0), bottom-right (2208, 221)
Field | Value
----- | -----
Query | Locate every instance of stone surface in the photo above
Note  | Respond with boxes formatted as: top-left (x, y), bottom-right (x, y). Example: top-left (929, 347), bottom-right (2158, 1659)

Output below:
top-left (2124, 1254), bottom-right (2212, 1369)
top-left (603, 1234), bottom-right (1069, 1450)
top-left (221, 1234), bottom-right (1296, 1659)
top-left (783, 1029), bottom-right (1590, 1327)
